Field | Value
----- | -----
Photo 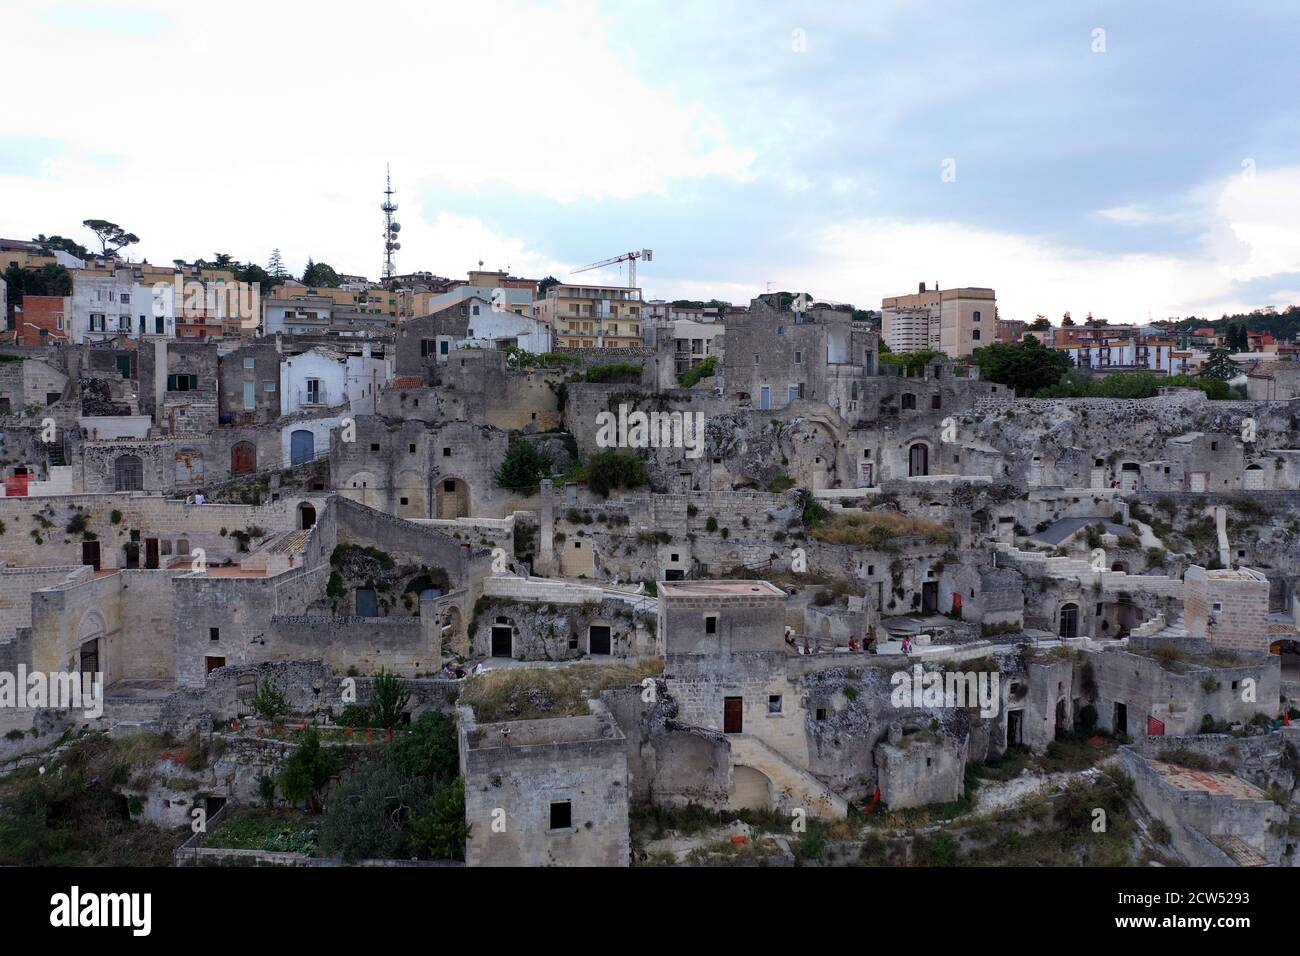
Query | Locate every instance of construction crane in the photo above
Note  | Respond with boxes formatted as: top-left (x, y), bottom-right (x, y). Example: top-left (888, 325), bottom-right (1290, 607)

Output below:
top-left (571, 249), bottom-right (652, 289)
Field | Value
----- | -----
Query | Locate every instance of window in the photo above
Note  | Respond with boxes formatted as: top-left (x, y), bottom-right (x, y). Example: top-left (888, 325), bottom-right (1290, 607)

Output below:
top-left (209, 628), bottom-right (220, 642)
top-left (90, 313), bottom-right (106, 332)
top-left (972, 329), bottom-right (981, 341)
top-left (263, 381), bottom-right (275, 392)
top-left (442, 447), bottom-right (451, 457)
top-left (472, 304), bottom-right (480, 316)
top-left (370, 443), bottom-right (380, 452)
top-left (155, 316), bottom-right (164, 334)
top-left (306, 378), bottom-right (321, 404)
top-left (704, 614), bottom-right (718, 635)
top-left (420, 339), bottom-right (434, 357)
top-left (409, 443), bottom-right (416, 454)
top-left (439, 341), bottom-right (449, 356)
top-left (167, 373), bottom-right (198, 391)
top-left (243, 358), bottom-right (255, 369)
top-left (243, 381), bottom-right (255, 410)
top-left (973, 310), bottom-right (981, 322)
top-left (794, 350), bottom-right (802, 364)
top-left (768, 695), bottom-right (783, 714)
top-left (549, 801), bottom-right (572, 830)
top-left (815, 708), bottom-right (828, 721)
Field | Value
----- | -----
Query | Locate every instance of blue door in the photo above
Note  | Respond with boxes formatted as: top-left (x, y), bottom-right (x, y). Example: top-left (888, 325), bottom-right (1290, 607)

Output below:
top-left (290, 429), bottom-right (314, 466)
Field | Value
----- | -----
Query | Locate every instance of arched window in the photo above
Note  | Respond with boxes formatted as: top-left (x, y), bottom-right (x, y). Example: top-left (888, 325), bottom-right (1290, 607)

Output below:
top-left (114, 455), bottom-right (144, 491)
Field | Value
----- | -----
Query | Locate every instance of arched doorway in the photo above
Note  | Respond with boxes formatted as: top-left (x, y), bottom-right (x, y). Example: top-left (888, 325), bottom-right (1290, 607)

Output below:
top-left (1244, 463), bottom-right (1265, 490)
top-left (908, 443), bottom-right (929, 477)
top-left (436, 477), bottom-right (470, 518)
top-left (290, 429), bottom-right (314, 466)
top-left (231, 441), bottom-right (256, 475)
top-left (297, 501), bottom-right (316, 530)
top-left (1059, 602), bottom-right (1079, 640)
top-left (114, 454), bottom-right (144, 491)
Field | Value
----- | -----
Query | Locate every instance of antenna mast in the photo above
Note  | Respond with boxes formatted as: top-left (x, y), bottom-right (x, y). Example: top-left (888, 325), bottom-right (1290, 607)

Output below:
top-left (381, 165), bottom-right (401, 281)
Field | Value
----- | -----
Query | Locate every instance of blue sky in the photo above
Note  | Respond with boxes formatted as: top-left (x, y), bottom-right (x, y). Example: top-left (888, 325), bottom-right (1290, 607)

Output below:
top-left (3, 0), bottom-right (1299, 321)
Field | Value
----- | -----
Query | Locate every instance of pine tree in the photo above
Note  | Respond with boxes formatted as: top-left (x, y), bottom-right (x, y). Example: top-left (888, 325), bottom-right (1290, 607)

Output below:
top-left (267, 248), bottom-right (287, 279)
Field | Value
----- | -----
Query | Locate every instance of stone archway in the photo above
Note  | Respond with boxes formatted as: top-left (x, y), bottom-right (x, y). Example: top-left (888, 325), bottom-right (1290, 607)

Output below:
top-left (908, 442), bottom-right (929, 477)
top-left (297, 501), bottom-right (316, 530)
top-left (435, 476), bottom-right (470, 518)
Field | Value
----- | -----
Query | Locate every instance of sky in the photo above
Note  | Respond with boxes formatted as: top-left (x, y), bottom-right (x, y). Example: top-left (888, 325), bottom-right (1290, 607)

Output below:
top-left (3, 0), bottom-right (1300, 323)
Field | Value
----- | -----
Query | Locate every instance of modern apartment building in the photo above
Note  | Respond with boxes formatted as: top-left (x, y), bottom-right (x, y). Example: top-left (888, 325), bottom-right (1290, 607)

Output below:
top-left (534, 282), bottom-right (644, 348)
top-left (881, 283), bottom-right (996, 358)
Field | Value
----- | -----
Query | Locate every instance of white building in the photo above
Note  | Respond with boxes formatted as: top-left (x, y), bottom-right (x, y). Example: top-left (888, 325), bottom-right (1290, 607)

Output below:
top-left (280, 347), bottom-right (349, 415)
top-left (70, 268), bottom-right (135, 343)
top-left (457, 296), bottom-right (553, 353)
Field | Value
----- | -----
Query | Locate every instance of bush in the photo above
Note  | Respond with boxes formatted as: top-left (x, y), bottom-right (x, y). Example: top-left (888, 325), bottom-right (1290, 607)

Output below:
top-left (251, 680), bottom-right (290, 722)
top-left (494, 440), bottom-right (552, 493)
top-left (278, 729), bottom-right (340, 812)
top-left (409, 778), bottom-right (469, 861)
top-left (369, 670), bottom-right (411, 730)
top-left (584, 450), bottom-right (649, 498)
top-left (678, 355), bottom-right (717, 388)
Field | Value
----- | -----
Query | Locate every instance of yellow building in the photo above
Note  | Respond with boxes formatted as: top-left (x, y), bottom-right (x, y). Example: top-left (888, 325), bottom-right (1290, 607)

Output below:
top-left (534, 282), bottom-right (644, 348)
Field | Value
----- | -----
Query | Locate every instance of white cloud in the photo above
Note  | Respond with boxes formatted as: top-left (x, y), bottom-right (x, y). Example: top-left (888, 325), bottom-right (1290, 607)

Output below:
top-left (800, 166), bottom-right (1300, 321)
top-left (0, 0), bottom-right (754, 278)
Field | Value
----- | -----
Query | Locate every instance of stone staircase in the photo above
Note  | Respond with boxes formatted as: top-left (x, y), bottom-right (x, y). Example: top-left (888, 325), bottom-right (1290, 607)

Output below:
top-left (727, 734), bottom-right (847, 819)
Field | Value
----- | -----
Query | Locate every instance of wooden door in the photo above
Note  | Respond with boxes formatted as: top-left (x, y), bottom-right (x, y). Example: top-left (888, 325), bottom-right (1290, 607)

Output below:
top-left (723, 697), bottom-right (743, 734)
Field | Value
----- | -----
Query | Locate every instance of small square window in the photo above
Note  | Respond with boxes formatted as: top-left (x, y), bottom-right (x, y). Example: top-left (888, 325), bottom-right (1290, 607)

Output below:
top-left (768, 695), bottom-right (782, 714)
top-left (243, 358), bottom-right (255, 369)
top-left (409, 443), bottom-right (416, 453)
top-left (370, 443), bottom-right (380, 452)
top-left (815, 708), bottom-right (828, 721)
top-left (549, 801), bottom-right (572, 830)
top-left (443, 447), bottom-right (451, 457)
top-left (400, 497), bottom-right (409, 506)
top-left (209, 628), bottom-right (220, 642)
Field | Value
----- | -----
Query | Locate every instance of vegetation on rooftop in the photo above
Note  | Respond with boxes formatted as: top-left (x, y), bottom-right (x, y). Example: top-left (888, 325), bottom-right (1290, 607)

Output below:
top-left (462, 659), bottom-right (663, 722)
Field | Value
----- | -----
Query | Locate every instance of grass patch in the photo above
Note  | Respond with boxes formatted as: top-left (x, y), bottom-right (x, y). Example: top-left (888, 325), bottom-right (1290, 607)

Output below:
top-left (462, 659), bottom-right (663, 722)
top-left (810, 511), bottom-right (955, 549)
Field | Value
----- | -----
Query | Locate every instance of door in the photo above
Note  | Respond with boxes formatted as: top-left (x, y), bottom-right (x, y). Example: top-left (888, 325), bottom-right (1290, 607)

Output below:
top-left (206, 656), bottom-right (226, 675)
top-left (908, 443), bottom-right (928, 477)
top-left (290, 429), bottom-right (314, 466)
top-left (1059, 603), bottom-right (1079, 640)
top-left (355, 588), bottom-right (378, 617)
top-left (723, 697), bottom-right (743, 734)
top-left (491, 626), bottom-right (512, 658)
top-left (759, 385), bottom-right (771, 410)
top-left (145, 538), bottom-right (159, 569)
top-left (79, 638), bottom-right (99, 676)
top-left (1244, 465), bottom-right (1264, 490)
top-left (1007, 710), bottom-right (1023, 746)
top-left (922, 581), bottom-right (939, 614)
top-left (1113, 702), bottom-right (1128, 737)
top-left (231, 441), bottom-right (256, 475)
top-left (81, 540), bottom-right (100, 571)
top-left (589, 625), bottom-right (611, 655)
top-left (116, 355), bottom-right (131, 377)
top-left (1189, 472), bottom-right (1206, 492)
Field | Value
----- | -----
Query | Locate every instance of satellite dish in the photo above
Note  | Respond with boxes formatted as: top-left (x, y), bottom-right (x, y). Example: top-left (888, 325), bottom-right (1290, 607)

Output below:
top-left (390, 223), bottom-right (401, 233)
top-left (393, 242), bottom-right (401, 250)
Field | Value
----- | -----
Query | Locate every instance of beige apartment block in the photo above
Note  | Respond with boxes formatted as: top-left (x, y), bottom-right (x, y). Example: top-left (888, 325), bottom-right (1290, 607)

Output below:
top-left (882, 284), bottom-right (995, 358)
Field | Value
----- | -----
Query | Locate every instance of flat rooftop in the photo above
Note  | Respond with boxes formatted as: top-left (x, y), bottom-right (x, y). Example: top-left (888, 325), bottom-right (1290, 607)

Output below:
top-left (1148, 760), bottom-right (1271, 802)
top-left (658, 580), bottom-right (786, 598)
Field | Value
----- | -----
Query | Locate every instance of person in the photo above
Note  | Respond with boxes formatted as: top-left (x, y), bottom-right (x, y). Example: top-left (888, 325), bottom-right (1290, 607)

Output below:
top-left (194, 492), bottom-right (206, 505)
top-left (814, 638), bottom-right (824, 655)
top-left (785, 633), bottom-right (797, 651)
top-left (848, 637), bottom-right (859, 653)
top-left (802, 637), bottom-right (811, 656)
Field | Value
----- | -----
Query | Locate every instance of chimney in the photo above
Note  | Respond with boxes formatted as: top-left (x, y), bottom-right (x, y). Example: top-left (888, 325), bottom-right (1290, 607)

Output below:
top-left (918, 282), bottom-right (925, 294)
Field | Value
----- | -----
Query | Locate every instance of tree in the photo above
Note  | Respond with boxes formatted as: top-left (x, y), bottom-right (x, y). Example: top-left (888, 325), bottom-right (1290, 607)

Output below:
top-left (81, 219), bottom-right (139, 257)
top-left (494, 439), bottom-right (552, 493)
top-left (1029, 315), bottom-right (1051, 330)
top-left (409, 778), bottom-right (468, 862)
top-left (278, 728), bottom-right (340, 813)
top-left (211, 252), bottom-right (234, 269)
top-left (537, 275), bottom-right (560, 296)
top-left (32, 234), bottom-right (89, 259)
top-left (1200, 347), bottom-right (1239, 381)
top-left (250, 679), bottom-right (289, 722)
top-left (302, 259), bottom-right (341, 288)
top-left (1061, 312), bottom-right (1075, 327)
top-left (879, 348), bottom-right (944, 376)
top-left (235, 262), bottom-right (276, 295)
top-left (267, 248), bottom-right (288, 279)
top-left (971, 337), bottom-right (1073, 396)
top-left (584, 449), bottom-right (650, 497)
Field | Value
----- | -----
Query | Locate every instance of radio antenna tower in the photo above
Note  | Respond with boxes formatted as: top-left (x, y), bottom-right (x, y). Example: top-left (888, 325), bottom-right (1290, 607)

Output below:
top-left (381, 165), bottom-right (401, 281)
